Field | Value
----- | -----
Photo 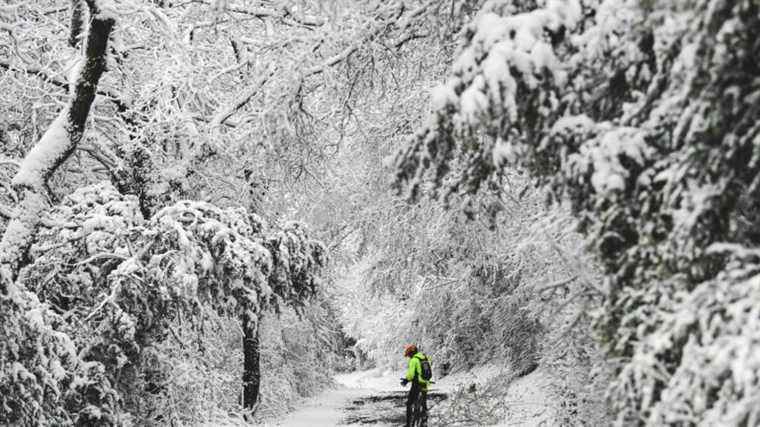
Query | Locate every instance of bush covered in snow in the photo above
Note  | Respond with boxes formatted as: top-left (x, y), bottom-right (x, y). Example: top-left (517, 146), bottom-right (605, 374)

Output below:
top-left (395, 0), bottom-right (760, 424)
top-left (2, 182), bottom-right (325, 424)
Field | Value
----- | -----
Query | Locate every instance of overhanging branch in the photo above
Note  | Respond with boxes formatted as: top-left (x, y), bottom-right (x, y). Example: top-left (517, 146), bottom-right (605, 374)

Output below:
top-left (211, 66), bottom-right (276, 127)
top-left (0, 0), bottom-right (116, 278)
top-left (0, 61), bottom-right (131, 115)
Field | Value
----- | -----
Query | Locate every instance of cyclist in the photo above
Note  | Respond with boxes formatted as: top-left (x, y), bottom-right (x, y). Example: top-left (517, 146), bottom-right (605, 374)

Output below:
top-left (400, 344), bottom-right (431, 427)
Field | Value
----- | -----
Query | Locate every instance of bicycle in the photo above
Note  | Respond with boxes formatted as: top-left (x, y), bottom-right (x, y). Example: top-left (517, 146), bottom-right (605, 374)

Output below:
top-left (410, 389), bottom-right (427, 427)
top-left (402, 378), bottom-right (432, 427)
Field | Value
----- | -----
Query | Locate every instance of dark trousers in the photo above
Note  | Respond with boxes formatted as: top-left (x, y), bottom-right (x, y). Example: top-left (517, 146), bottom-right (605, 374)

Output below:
top-left (405, 381), bottom-right (428, 427)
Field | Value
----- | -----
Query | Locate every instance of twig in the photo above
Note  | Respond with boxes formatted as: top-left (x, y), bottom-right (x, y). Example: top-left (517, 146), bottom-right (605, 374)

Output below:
top-left (84, 283), bottom-right (120, 321)
top-left (0, 156), bottom-right (21, 168)
top-left (0, 205), bottom-right (16, 219)
top-left (70, 252), bottom-right (127, 267)
top-left (210, 65), bottom-right (276, 127)
top-left (0, 60), bottom-right (131, 114)
top-left (167, 324), bottom-right (187, 349)
top-left (535, 276), bottom-right (578, 294)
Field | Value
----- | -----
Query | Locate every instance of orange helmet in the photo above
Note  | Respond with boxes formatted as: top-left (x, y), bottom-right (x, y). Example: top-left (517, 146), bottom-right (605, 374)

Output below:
top-left (404, 344), bottom-right (417, 358)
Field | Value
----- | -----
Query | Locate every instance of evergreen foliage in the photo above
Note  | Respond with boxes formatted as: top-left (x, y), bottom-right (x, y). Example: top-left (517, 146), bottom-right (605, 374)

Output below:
top-left (395, 0), bottom-right (760, 423)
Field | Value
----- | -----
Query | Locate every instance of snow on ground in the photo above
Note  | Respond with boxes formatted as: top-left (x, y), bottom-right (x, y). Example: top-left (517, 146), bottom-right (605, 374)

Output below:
top-left (259, 366), bottom-right (556, 426)
top-left (434, 364), bottom-right (511, 392)
top-left (430, 364), bottom-right (557, 426)
top-left (335, 368), bottom-right (403, 392)
top-left (496, 369), bottom-right (556, 426)
top-left (266, 386), bottom-right (375, 427)
top-left (262, 369), bottom-right (400, 427)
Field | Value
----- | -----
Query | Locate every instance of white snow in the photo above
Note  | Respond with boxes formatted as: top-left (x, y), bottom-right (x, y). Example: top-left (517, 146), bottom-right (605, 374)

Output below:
top-left (430, 84), bottom-right (458, 110)
top-left (442, 0), bottom-right (585, 133)
top-left (492, 139), bottom-right (520, 167)
top-left (262, 366), bottom-right (558, 426)
top-left (495, 369), bottom-right (557, 427)
top-left (13, 112), bottom-right (70, 188)
top-left (433, 365), bottom-right (558, 426)
top-left (261, 370), bottom-right (398, 427)
top-left (334, 368), bottom-right (402, 391)
top-left (551, 114), bottom-right (594, 133)
top-left (566, 125), bottom-right (653, 195)
top-left (65, 56), bottom-right (83, 88)
top-left (459, 76), bottom-right (489, 122)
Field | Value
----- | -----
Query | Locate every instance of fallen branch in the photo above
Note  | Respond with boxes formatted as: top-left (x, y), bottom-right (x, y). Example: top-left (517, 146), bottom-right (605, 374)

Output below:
top-left (536, 276), bottom-right (578, 294)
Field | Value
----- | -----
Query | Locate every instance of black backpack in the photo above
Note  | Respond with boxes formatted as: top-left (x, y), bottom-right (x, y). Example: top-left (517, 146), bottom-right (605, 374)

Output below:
top-left (418, 355), bottom-right (433, 381)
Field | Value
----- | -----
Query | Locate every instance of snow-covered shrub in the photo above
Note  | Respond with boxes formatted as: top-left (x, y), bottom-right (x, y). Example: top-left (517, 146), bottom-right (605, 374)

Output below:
top-left (433, 374), bottom-right (515, 426)
top-left (0, 286), bottom-right (119, 425)
top-left (395, 0), bottom-right (760, 423)
top-left (124, 299), bottom-right (340, 425)
top-left (4, 182), bottom-right (325, 423)
top-left (253, 302), bottom-right (341, 420)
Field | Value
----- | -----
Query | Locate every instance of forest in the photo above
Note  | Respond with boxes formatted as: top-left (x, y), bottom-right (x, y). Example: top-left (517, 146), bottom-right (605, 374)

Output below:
top-left (1, 0), bottom-right (758, 426)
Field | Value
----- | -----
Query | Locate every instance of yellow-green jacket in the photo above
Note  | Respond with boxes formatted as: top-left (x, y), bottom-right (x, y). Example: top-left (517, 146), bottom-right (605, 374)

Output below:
top-left (405, 352), bottom-right (430, 391)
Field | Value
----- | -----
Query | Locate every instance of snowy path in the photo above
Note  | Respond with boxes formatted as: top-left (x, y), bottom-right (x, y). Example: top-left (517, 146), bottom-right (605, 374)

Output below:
top-left (271, 386), bottom-right (378, 426)
top-left (268, 370), bottom-right (447, 426)
top-left (265, 367), bottom-right (556, 426)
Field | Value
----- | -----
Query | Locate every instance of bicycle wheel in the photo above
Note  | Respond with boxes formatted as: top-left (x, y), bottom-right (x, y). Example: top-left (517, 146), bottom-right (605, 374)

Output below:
top-left (412, 393), bottom-right (425, 427)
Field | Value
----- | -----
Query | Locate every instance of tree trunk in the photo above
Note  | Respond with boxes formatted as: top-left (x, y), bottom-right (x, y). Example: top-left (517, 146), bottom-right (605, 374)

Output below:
top-left (242, 313), bottom-right (261, 412)
top-left (0, 0), bottom-right (114, 288)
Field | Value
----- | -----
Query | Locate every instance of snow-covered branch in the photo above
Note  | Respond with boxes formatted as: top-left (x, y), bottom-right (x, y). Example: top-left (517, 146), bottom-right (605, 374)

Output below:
top-left (0, 60), bottom-right (70, 92)
top-left (0, 0), bottom-right (115, 277)
top-left (206, 1), bottom-right (324, 28)
top-left (302, 1), bottom-right (432, 79)
top-left (0, 60), bottom-right (130, 114)
top-left (211, 65), bottom-right (276, 127)
top-left (0, 156), bottom-right (20, 168)
top-left (0, 205), bottom-right (15, 220)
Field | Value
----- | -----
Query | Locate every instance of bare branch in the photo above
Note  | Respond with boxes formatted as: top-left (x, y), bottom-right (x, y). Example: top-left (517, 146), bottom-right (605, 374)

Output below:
top-left (536, 276), bottom-right (578, 294)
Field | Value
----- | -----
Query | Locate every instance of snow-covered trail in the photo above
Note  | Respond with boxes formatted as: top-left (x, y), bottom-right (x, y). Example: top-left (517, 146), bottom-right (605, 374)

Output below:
top-left (269, 370), bottom-right (423, 426)
top-left (270, 386), bottom-right (377, 426)
top-left (265, 366), bottom-right (556, 426)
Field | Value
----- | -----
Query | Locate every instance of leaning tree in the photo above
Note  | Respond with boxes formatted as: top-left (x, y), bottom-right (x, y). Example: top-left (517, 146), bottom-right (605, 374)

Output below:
top-left (395, 0), bottom-right (760, 424)
top-left (0, 0), bottom-right (325, 424)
